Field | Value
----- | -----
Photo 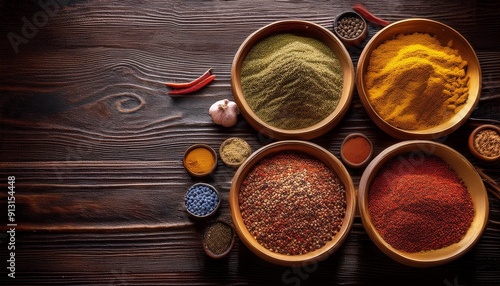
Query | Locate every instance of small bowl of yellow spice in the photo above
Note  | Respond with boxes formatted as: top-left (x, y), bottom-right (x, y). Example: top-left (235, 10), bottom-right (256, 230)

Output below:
top-left (356, 18), bottom-right (481, 140)
top-left (183, 144), bottom-right (217, 177)
top-left (231, 20), bottom-right (355, 140)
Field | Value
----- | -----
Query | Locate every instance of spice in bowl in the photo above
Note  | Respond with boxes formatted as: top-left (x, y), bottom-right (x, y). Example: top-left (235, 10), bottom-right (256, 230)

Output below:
top-left (365, 33), bottom-right (470, 130)
top-left (203, 221), bottom-right (235, 258)
top-left (334, 11), bottom-right (367, 46)
top-left (240, 33), bottom-right (343, 130)
top-left (185, 183), bottom-right (220, 218)
top-left (469, 124), bottom-right (500, 162)
top-left (220, 137), bottom-right (252, 167)
top-left (183, 144), bottom-right (217, 176)
top-left (340, 133), bottom-right (373, 168)
top-left (239, 151), bottom-right (346, 255)
top-left (368, 153), bottom-right (474, 253)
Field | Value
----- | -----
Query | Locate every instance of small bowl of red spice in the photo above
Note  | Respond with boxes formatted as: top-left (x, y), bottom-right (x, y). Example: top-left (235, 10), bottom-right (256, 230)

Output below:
top-left (468, 124), bottom-right (500, 163)
top-left (340, 133), bottom-right (373, 168)
top-left (229, 140), bottom-right (356, 266)
top-left (358, 140), bottom-right (489, 267)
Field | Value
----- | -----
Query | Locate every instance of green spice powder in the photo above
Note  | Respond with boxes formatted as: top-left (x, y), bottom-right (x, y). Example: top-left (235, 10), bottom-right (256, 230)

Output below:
top-left (241, 33), bottom-right (343, 130)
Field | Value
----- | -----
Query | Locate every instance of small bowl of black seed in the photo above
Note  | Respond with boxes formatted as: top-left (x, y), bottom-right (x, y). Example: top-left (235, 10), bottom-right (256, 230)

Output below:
top-left (202, 220), bottom-right (236, 259)
top-left (334, 11), bottom-right (367, 46)
top-left (185, 183), bottom-right (220, 219)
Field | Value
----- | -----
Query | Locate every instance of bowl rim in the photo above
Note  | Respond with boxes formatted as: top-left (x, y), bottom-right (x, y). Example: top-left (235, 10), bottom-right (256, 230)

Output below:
top-left (229, 140), bottom-right (356, 266)
top-left (231, 19), bottom-right (355, 140)
top-left (333, 11), bottom-right (368, 46)
top-left (183, 144), bottom-right (218, 177)
top-left (358, 140), bottom-right (489, 267)
top-left (202, 220), bottom-right (236, 259)
top-left (340, 132), bottom-right (373, 168)
top-left (219, 137), bottom-right (253, 167)
top-left (185, 182), bottom-right (221, 219)
top-left (356, 18), bottom-right (482, 140)
top-left (468, 124), bottom-right (500, 163)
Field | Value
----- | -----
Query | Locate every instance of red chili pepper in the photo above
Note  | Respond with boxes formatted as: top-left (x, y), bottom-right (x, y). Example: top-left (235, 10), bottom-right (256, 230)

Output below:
top-left (353, 3), bottom-right (391, 27)
top-left (166, 68), bottom-right (213, 89)
top-left (167, 74), bottom-right (216, 95)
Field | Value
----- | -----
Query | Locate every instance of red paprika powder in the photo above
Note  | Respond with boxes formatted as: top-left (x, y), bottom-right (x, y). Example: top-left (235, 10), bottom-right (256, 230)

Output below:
top-left (368, 153), bottom-right (474, 253)
top-left (341, 133), bottom-right (372, 167)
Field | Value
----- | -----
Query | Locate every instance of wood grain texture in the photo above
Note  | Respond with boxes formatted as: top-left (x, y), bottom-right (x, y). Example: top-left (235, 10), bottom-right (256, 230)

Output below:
top-left (0, 0), bottom-right (499, 285)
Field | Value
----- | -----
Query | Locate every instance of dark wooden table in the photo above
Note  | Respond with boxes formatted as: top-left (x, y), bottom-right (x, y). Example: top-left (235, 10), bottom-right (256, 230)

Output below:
top-left (1, 0), bottom-right (499, 285)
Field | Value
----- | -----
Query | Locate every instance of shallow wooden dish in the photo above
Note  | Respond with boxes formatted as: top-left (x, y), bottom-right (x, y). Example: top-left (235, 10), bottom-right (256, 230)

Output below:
top-left (356, 19), bottom-right (481, 139)
top-left (231, 20), bottom-right (355, 140)
top-left (229, 140), bottom-right (356, 266)
top-left (358, 140), bottom-right (489, 267)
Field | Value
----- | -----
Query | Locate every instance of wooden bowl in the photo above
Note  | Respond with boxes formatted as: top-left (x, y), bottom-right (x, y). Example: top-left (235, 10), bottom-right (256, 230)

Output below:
top-left (356, 19), bottom-right (481, 139)
top-left (202, 220), bottom-right (236, 259)
top-left (468, 124), bottom-right (500, 163)
top-left (185, 183), bottom-right (221, 219)
top-left (183, 144), bottom-right (217, 177)
top-left (219, 137), bottom-right (253, 167)
top-left (231, 20), bottom-right (355, 140)
top-left (340, 132), bottom-right (373, 168)
top-left (333, 11), bottom-right (368, 46)
top-left (358, 140), bottom-right (489, 267)
top-left (229, 140), bottom-right (356, 266)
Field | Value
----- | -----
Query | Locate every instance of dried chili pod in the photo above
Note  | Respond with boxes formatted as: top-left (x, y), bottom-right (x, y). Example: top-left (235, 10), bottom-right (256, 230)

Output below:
top-left (166, 68), bottom-right (213, 89)
top-left (168, 74), bottom-right (216, 96)
top-left (353, 3), bottom-right (390, 27)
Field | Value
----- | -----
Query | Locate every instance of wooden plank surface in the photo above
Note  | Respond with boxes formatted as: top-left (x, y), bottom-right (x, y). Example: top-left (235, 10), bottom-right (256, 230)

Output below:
top-left (1, 0), bottom-right (499, 285)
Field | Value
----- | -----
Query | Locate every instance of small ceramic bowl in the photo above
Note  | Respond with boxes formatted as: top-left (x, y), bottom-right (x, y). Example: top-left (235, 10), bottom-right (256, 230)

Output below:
top-left (468, 124), bottom-right (500, 163)
top-left (231, 20), bottom-right (355, 140)
top-left (219, 137), bottom-right (253, 167)
top-left (333, 11), bottom-right (368, 46)
top-left (202, 220), bottom-right (236, 259)
top-left (229, 140), bottom-right (356, 266)
top-left (183, 144), bottom-right (217, 177)
top-left (358, 140), bottom-right (489, 267)
top-left (356, 19), bottom-right (481, 139)
top-left (340, 133), bottom-right (373, 168)
top-left (185, 183), bottom-right (221, 219)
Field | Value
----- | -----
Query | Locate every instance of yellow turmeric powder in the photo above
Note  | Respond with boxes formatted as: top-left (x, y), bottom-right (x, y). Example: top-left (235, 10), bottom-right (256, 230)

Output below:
top-left (365, 33), bottom-right (469, 130)
top-left (185, 147), bottom-right (215, 174)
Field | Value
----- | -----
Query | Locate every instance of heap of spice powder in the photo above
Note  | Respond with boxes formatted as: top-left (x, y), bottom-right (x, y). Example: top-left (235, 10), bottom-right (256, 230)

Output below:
top-left (341, 134), bottom-right (372, 166)
top-left (473, 128), bottom-right (500, 158)
top-left (365, 33), bottom-right (469, 130)
top-left (240, 33), bottom-right (343, 130)
top-left (368, 153), bottom-right (474, 253)
top-left (220, 137), bottom-right (252, 166)
top-left (184, 147), bottom-right (215, 174)
top-left (239, 152), bottom-right (346, 255)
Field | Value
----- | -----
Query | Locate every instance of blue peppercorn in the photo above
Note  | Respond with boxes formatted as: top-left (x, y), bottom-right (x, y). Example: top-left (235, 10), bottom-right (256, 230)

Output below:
top-left (185, 184), bottom-right (220, 217)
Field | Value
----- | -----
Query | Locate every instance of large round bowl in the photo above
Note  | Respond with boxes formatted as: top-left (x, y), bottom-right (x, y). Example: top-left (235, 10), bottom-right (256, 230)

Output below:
top-left (356, 19), bottom-right (481, 139)
top-left (231, 20), bottom-right (355, 140)
top-left (358, 140), bottom-right (489, 267)
top-left (229, 140), bottom-right (356, 266)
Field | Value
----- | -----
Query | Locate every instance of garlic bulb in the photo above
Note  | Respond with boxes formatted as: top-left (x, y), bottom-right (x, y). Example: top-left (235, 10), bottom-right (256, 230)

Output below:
top-left (209, 99), bottom-right (239, 127)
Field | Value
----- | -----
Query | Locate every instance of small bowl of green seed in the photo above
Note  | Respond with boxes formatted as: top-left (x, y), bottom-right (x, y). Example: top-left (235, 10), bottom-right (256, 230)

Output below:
top-left (334, 11), bottom-right (367, 46)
